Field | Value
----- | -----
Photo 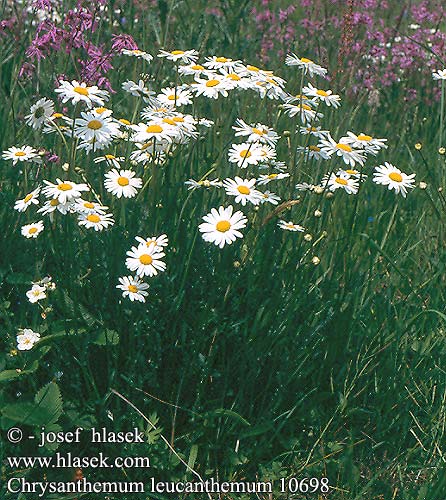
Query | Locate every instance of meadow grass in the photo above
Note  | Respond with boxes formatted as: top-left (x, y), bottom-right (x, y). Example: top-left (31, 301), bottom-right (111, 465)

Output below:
top-left (1, 2), bottom-right (446, 499)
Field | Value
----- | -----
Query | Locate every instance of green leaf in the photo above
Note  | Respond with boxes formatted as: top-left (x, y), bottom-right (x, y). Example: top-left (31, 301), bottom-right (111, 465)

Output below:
top-left (0, 361), bottom-right (39, 383)
top-left (187, 444), bottom-right (198, 471)
top-left (34, 382), bottom-right (63, 425)
top-left (204, 408), bottom-right (250, 426)
top-left (93, 329), bottom-right (120, 346)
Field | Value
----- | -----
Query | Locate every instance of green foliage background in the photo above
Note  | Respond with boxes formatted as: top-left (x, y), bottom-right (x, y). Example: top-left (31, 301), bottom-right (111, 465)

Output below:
top-left (1, 1), bottom-right (446, 498)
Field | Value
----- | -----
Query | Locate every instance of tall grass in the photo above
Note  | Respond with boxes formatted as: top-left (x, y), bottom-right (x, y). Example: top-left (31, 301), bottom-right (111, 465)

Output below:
top-left (1, 1), bottom-right (446, 499)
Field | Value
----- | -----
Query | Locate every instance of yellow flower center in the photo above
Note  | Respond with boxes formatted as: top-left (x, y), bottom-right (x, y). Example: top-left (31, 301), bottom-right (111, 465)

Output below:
top-left (216, 220), bottom-right (231, 232)
top-left (240, 149), bottom-right (251, 158)
top-left (216, 57), bottom-right (229, 63)
top-left (84, 202), bottom-right (95, 209)
top-left (117, 176), bottom-right (129, 186)
top-left (53, 112), bottom-right (64, 118)
top-left (139, 254), bottom-right (153, 265)
top-left (167, 94), bottom-right (176, 100)
top-left (132, 50), bottom-right (143, 55)
top-left (87, 214), bottom-right (101, 223)
top-left (58, 183), bottom-right (73, 191)
top-left (345, 169), bottom-right (357, 175)
top-left (316, 89), bottom-right (329, 97)
top-left (24, 194), bottom-right (33, 203)
top-left (335, 177), bottom-right (348, 185)
top-left (50, 199), bottom-right (60, 206)
top-left (163, 118), bottom-right (177, 125)
top-left (73, 86), bottom-right (89, 96)
top-left (33, 290), bottom-right (41, 296)
top-left (173, 116), bottom-right (184, 122)
top-left (336, 143), bottom-right (352, 152)
top-left (146, 239), bottom-right (157, 247)
top-left (29, 227), bottom-right (38, 234)
top-left (105, 154), bottom-right (116, 159)
top-left (227, 73), bottom-right (241, 80)
top-left (389, 172), bottom-right (403, 182)
top-left (206, 79), bottom-right (220, 87)
top-left (268, 174), bottom-right (278, 179)
top-left (95, 107), bottom-right (107, 114)
top-left (87, 119), bottom-right (103, 130)
top-left (128, 285), bottom-right (138, 293)
top-left (191, 64), bottom-right (204, 70)
top-left (300, 57), bottom-right (314, 63)
top-left (146, 124), bottom-right (163, 133)
top-left (309, 145), bottom-right (320, 151)
top-left (237, 185), bottom-right (250, 195)
top-left (171, 50), bottom-right (185, 55)
top-left (247, 65), bottom-right (260, 71)
top-left (300, 103), bottom-right (312, 111)
top-left (252, 127), bottom-right (265, 135)
top-left (357, 134), bottom-right (372, 141)
top-left (15, 151), bottom-right (26, 157)
top-left (119, 118), bottom-right (131, 125)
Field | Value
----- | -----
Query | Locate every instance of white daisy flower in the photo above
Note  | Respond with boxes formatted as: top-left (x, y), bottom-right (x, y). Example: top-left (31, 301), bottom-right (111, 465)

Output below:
top-left (55, 80), bottom-right (109, 107)
top-left (25, 98), bottom-right (54, 129)
top-left (121, 48), bottom-right (153, 62)
top-left (17, 328), bottom-right (41, 350)
top-left (93, 154), bottom-right (125, 168)
top-left (125, 243), bottom-right (166, 277)
top-left (296, 145), bottom-right (330, 161)
top-left (228, 142), bottom-right (264, 168)
top-left (21, 220), bottom-right (44, 238)
top-left (158, 49), bottom-right (199, 64)
top-left (135, 234), bottom-right (169, 251)
top-left (116, 275), bottom-right (149, 303)
top-left (260, 191), bottom-right (281, 205)
top-left (74, 111), bottom-right (120, 144)
top-left (299, 125), bottom-right (329, 138)
top-left (318, 136), bottom-right (366, 167)
top-left (285, 54), bottom-right (328, 78)
top-left (122, 80), bottom-right (155, 102)
top-left (344, 132), bottom-right (388, 155)
top-left (223, 177), bottom-right (263, 206)
top-left (219, 70), bottom-right (253, 90)
top-left (26, 284), bottom-right (46, 304)
top-left (74, 199), bottom-right (108, 214)
top-left (278, 220), bottom-right (305, 232)
top-left (251, 78), bottom-right (287, 100)
top-left (433, 69), bottom-right (446, 80)
top-left (233, 119), bottom-right (280, 146)
top-left (2, 146), bottom-right (40, 166)
top-left (204, 56), bottom-right (242, 71)
top-left (199, 205), bottom-right (247, 248)
top-left (104, 169), bottom-right (142, 198)
top-left (157, 87), bottom-right (193, 107)
top-left (373, 162), bottom-right (416, 197)
top-left (14, 187), bottom-right (40, 212)
top-left (42, 179), bottom-right (89, 203)
top-left (178, 63), bottom-right (207, 76)
top-left (78, 212), bottom-right (115, 231)
top-left (184, 178), bottom-right (223, 190)
top-left (322, 172), bottom-right (359, 194)
top-left (131, 121), bottom-right (178, 143)
top-left (257, 145), bottom-right (276, 163)
top-left (38, 198), bottom-right (73, 216)
top-left (191, 74), bottom-right (231, 99)
top-left (303, 83), bottom-right (341, 107)
top-left (257, 173), bottom-right (290, 185)
top-left (282, 102), bottom-right (324, 124)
